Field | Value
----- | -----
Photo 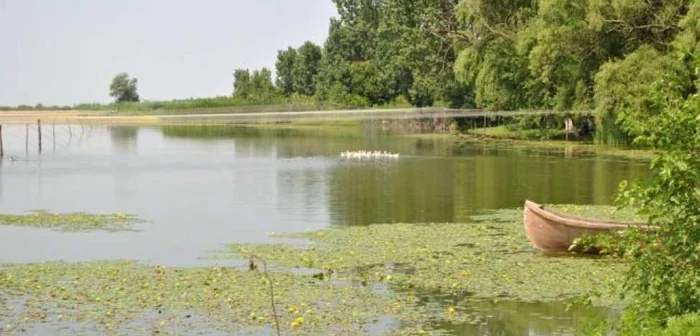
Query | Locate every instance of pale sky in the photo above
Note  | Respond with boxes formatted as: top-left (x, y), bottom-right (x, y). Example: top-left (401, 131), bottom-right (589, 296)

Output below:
top-left (0, 0), bottom-right (337, 106)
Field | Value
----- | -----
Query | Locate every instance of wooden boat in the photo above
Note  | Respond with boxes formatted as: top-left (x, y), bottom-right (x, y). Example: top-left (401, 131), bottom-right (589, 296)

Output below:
top-left (523, 200), bottom-right (647, 253)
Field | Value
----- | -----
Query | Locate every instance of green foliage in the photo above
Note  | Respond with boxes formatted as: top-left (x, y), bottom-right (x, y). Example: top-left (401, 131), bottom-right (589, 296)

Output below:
top-left (231, 68), bottom-right (277, 104)
top-left (232, 69), bottom-right (251, 99)
top-left (450, 0), bottom-right (697, 143)
top-left (664, 314), bottom-right (700, 336)
top-left (672, 2), bottom-right (700, 88)
top-left (292, 42), bottom-right (323, 96)
top-left (315, 0), bottom-right (468, 108)
top-left (0, 104), bottom-right (72, 111)
top-left (249, 68), bottom-right (276, 103)
top-left (604, 311), bottom-right (700, 336)
top-left (614, 90), bottom-right (700, 325)
top-left (109, 72), bottom-right (140, 103)
top-left (587, 0), bottom-right (690, 52)
top-left (594, 46), bottom-right (691, 145)
top-left (518, 0), bottom-right (596, 110)
top-left (473, 39), bottom-right (529, 110)
top-left (275, 47), bottom-right (297, 96)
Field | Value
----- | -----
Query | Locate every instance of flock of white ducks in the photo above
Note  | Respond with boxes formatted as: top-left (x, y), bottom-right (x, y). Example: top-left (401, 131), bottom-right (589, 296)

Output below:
top-left (340, 150), bottom-right (400, 159)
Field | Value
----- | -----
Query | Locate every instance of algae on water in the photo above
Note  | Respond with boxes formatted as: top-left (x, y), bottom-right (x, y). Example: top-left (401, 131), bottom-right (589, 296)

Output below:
top-left (223, 207), bottom-right (626, 305)
top-left (0, 211), bottom-right (143, 232)
top-left (0, 206), bottom-right (628, 335)
top-left (0, 261), bottom-right (430, 335)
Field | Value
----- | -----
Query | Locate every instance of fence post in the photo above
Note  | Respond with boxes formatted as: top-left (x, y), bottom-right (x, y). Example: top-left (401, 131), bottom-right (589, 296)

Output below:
top-left (37, 119), bottom-right (42, 153)
top-left (0, 125), bottom-right (4, 158)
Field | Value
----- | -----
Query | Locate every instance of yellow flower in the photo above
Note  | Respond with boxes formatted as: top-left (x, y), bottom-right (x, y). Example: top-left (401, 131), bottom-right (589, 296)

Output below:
top-left (291, 316), bottom-right (304, 328)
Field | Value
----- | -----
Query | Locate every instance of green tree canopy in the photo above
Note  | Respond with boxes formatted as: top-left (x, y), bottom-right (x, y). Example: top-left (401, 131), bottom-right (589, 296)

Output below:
top-left (233, 69), bottom-right (251, 99)
top-left (450, 0), bottom-right (696, 142)
top-left (250, 68), bottom-right (276, 102)
top-left (275, 47), bottom-right (298, 96)
top-left (109, 73), bottom-right (140, 103)
top-left (234, 0), bottom-right (696, 145)
top-left (292, 42), bottom-right (323, 96)
top-left (594, 45), bottom-right (691, 144)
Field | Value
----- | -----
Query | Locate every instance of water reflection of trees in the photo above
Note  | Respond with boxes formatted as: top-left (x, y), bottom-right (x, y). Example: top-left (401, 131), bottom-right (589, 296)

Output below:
top-left (432, 300), bottom-right (615, 336)
top-left (109, 126), bottom-right (139, 153)
top-left (328, 153), bottom-right (649, 226)
top-left (155, 125), bottom-right (649, 227)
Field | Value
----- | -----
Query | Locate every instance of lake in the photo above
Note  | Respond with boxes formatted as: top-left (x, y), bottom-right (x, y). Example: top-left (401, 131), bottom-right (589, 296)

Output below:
top-left (0, 124), bottom-right (648, 335)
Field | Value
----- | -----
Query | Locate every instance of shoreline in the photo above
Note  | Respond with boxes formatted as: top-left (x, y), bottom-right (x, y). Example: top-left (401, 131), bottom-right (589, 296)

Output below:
top-left (0, 107), bottom-right (585, 125)
top-left (0, 109), bottom-right (652, 160)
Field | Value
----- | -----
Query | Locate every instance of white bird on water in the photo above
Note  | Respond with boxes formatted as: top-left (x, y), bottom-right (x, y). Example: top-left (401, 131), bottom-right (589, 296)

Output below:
top-left (340, 150), bottom-right (399, 160)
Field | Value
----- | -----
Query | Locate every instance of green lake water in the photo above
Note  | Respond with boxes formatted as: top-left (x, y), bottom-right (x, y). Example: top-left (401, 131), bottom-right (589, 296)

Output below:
top-left (0, 124), bottom-right (648, 335)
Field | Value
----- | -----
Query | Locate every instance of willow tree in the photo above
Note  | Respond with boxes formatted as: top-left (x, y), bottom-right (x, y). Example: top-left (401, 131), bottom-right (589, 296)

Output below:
top-left (109, 73), bottom-right (140, 103)
top-left (453, 0), bottom-right (535, 110)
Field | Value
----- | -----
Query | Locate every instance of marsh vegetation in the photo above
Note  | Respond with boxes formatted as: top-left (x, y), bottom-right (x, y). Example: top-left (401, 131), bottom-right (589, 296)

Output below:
top-left (1, 207), bottom-right (625, 335)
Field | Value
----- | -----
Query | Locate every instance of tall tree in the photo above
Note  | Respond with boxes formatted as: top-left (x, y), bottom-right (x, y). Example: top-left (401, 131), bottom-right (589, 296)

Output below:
top-left (453, 0), bottom-right (536, 110)
top-left (275, 47), bottom-right (298, 96)
top-left (376, 0), bottom-right (469, 107)
top-left (516, 0), bottom-right (597, 111)
top-left (292, 42), bottom-right (323, 96)
top-left (233, 69), bottom-right (251, 99)
top-left (250, 68), bottom-right (276, 102)
top-left (315, 0), bottom-right (383, 105)
top-left (109, 73), bottom-right (140, 103)
top-left (318, 0), bottom-right (470, 107)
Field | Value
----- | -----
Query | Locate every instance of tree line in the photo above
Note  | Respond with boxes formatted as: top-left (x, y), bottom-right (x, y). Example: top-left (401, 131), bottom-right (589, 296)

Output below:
top-left (233, 0), bottom-right (698, 145)
top-left (3, 0), bottom-right (697, 146)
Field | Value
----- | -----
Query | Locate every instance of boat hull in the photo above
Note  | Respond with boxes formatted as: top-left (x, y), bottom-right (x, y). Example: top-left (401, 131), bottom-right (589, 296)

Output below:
top-left (523, 200), bottom-right (640, 253)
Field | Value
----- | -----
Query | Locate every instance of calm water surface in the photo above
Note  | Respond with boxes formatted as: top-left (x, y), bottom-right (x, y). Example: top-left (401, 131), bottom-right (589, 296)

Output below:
top-left (0, 124), bottom-right (649, 264)
top-left (0, 124), bottom-right (646, 335)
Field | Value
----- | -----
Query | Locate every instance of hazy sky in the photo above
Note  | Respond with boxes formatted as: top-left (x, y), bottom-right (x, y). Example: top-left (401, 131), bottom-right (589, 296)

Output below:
top-left (0, 0), bottom-right (337, 106)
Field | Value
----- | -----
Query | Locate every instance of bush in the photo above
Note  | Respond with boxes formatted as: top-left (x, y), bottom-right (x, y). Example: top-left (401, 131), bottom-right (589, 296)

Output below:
top-left (664, 314), bottom-right (700, 336)
top-left (613, 91), bottom-right (700, 325)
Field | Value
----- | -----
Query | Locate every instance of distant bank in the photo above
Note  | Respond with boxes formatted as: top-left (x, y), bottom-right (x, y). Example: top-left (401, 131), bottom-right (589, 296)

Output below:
top-left (0, 107), bottom-right (581, 126)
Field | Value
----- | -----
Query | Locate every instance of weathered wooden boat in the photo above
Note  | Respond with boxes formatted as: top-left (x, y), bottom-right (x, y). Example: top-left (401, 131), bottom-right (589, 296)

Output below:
top-left (523, 200), bottom-right (647, 253)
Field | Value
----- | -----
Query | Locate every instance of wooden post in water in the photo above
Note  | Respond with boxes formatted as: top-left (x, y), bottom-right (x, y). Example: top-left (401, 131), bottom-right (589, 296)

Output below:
top-left (0, 125), bottom-right (4, 158)
top-left (564, 116), bottom-right (573, 142)
top-left (37, 119), bottom-right (42, 154)
top-left (52, 121), bottom-right (56, 152)
top-left (25, 124), bottom-right (29, 155)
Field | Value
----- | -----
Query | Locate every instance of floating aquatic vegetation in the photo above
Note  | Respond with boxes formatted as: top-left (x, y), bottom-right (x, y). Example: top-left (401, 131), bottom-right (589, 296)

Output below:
top-left (215, 206), bottom-right (629, 333)
top-left (0, 211), bottom-right (144, 232)
top-left (0, 206), bottom-right (628, 335)
top-left (224, 216), bottom-right (625, 306)
top-left (0, 261), bottom-right (416, 335)
top-left (340, 150), bottom-right (400, 159)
